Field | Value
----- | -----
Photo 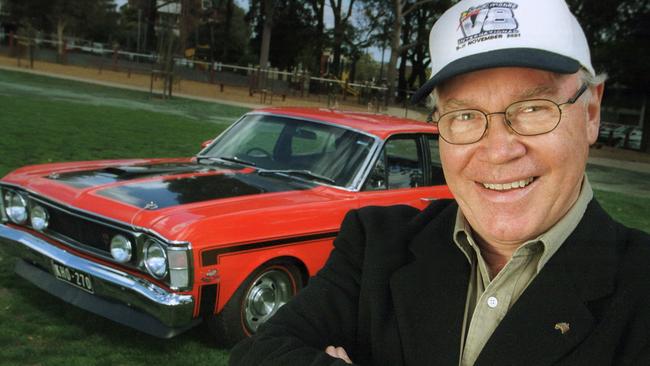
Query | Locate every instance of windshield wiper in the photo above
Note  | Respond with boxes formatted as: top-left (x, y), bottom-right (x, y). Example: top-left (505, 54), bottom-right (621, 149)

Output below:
top-left (198, 156), bottom-right (257, 167)
top-left (259, 169), bottom-right (336, 185)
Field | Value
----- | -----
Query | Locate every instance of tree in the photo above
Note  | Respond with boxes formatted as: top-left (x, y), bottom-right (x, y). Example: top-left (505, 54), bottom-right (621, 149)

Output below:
top-left (247, 0), bottom-right (322, 71)
top-left (359, 0), bottom-right (445, 102)
top-left (307, 0), bottom-right (326, 74)
top-left (258, 0), bottom-right (275, 68)
top-left (328, 0), bottom-right (356, 77)
top-left (6, 0), bottom-right (119, 60)
top-left (567, 0), bottom-right (650, 152)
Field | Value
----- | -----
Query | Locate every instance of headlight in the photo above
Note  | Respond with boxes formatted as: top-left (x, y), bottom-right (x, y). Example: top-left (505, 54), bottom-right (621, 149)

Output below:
top-left (144, 240), bottom-right (167, 278)
top-left (30, 204), bottom-right (49, 231)
top-left (110, 235), bottom-right (132, 263)
top-left (4, 191), bottom-right (28, 224)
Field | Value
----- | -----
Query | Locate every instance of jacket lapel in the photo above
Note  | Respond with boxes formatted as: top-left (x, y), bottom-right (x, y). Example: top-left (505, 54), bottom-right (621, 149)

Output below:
top-left (389, 203), bottom-right (471, 366)
top-left (476, 200), bottom-right (620, 365)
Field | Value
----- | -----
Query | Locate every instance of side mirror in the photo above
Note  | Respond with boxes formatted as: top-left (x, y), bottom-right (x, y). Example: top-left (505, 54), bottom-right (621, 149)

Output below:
top-left (201, 139), bottom-right (213, 149)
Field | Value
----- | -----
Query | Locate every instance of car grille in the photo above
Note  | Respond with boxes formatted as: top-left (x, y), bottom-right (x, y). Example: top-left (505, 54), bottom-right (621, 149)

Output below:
top-left (48, 209), bottom-right (123, 253)
top-left (34, 200), bottom-right (139, 264)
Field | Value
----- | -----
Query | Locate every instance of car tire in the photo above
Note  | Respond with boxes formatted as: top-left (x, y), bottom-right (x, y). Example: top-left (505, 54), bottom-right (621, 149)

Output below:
top-left (208, 260), bottom-right (303, 346)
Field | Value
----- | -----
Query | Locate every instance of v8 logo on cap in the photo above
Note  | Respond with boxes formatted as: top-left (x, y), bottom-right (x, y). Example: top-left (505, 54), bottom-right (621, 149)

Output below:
top-left (459, 2), bottom-right (519, 39)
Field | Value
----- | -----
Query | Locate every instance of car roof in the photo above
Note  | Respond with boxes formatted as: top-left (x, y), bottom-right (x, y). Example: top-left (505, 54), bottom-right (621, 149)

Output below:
top-left (253, 107), bottom-right (438, 140)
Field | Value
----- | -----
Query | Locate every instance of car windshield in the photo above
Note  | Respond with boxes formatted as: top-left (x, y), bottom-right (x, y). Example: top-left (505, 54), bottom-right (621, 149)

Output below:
top-left (199, 114), bottom-right (376, 188)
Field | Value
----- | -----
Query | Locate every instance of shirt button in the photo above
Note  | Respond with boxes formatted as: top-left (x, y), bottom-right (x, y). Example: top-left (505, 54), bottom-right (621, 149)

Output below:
top-left (487, 296), bottom-right (498, 308)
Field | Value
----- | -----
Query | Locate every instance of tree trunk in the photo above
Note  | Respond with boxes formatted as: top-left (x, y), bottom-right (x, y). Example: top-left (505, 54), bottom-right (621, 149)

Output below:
top-left (397, 15), bottom-right (412, 102)
top-left (641, 93), bottom-right (649, 152)
top-left (329, 0), bottom-right (343, 77)
top-left (259, 0), bottom-right (274, 68)
top-left (223, 0), bottom-right (234, 61)
top-left (56, 19), bottom-right (66, 63)
top-left (311, 0), bottom-right (325, 75)
top-left (329, 0), bottom-right (355, 78)
top-left (386, 0), bottom-right (403, 104)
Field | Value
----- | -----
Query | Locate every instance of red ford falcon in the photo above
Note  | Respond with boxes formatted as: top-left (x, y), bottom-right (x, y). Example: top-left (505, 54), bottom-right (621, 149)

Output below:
top-left (0, 107), bottom-right (452, 345)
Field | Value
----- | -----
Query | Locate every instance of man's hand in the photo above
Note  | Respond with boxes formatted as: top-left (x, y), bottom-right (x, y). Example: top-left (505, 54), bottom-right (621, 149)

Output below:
top-left (325, 345), bottom-right (353, 364)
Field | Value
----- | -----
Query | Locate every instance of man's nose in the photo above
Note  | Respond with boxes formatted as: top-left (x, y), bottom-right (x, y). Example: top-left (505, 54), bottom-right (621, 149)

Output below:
top-left (478, 113), bottom-right (526, 164)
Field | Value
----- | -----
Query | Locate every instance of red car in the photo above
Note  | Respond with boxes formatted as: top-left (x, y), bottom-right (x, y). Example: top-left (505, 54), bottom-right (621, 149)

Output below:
top-left (0, 107), bottom-right (452, 345)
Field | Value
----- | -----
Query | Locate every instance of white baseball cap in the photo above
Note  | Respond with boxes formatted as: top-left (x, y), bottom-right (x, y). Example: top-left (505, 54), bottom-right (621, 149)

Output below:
top-left (412, 0), bottom-right (595, 103)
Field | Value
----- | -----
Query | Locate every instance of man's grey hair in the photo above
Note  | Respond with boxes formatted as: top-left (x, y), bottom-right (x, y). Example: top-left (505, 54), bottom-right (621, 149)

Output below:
top-left (427, 69), bottom-right (607, 111)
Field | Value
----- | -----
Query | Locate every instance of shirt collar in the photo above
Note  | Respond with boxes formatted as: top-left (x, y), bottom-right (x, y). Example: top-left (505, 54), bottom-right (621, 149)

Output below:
top-left (452, 175), bottom-right (593, 273)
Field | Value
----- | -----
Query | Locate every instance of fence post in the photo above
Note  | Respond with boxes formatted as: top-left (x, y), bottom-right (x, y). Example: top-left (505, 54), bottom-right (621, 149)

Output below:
top-left (9, 32), bottom-right (14, 56)
top-left (28, 39), bottom-right (34, 69)
top-left (62, 40), bottom-right (68, 64)
top-left (112, 46), bottom-right (119, 71)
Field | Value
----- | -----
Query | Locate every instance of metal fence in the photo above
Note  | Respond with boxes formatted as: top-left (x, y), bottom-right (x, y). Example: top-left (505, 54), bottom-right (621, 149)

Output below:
top-left (0, 34), bottom-right (423, 115)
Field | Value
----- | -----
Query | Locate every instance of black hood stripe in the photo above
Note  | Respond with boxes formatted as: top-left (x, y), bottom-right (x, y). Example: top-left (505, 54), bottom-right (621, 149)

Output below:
top-left (49, 162), bottom-right (243, 189)
top-left (96, 172), bottom-right (315, 209)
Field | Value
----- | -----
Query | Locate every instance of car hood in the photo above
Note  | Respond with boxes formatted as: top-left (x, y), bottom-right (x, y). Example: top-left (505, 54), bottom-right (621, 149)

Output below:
top-left (1, 159), bottom-right (353, 240)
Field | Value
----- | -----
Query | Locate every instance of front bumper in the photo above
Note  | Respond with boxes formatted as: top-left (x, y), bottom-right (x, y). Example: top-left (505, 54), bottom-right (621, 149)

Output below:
top-left (0, 224), bottom-right (199, 338)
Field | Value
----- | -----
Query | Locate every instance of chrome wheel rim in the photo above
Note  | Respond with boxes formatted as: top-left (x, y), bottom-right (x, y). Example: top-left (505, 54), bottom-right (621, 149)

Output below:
top-left (243, 268), bottom-right (294, 333)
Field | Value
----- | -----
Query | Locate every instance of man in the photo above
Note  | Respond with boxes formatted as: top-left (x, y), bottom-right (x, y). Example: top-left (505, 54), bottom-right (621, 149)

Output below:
top-left (230, 0), bottom-right (650, 365)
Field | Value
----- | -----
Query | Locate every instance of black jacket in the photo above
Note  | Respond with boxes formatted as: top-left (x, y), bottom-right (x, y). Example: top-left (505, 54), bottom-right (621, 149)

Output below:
top-left (230, 199), bottom-right (650, 365)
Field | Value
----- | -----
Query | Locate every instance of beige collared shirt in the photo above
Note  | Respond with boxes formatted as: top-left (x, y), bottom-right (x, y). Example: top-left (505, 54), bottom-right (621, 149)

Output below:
top-left (454, 177), bottom-right (593, 366)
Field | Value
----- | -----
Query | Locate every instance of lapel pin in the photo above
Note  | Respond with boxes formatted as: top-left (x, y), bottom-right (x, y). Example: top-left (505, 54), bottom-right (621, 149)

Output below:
top-left (554, 322), bottom-right (570, 335)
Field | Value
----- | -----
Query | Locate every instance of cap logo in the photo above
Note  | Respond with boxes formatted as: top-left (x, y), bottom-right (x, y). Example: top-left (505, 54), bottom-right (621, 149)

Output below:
top-left (457, 2), bottom-right (520, 50)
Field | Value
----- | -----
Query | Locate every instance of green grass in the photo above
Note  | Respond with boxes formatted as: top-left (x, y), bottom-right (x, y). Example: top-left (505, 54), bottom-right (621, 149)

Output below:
top-left (0, 70), bottom-right (247, 177)
top-left (594, 189), bottom-right (650, 232)
top-left (0, 69), bottom-right (249, 365)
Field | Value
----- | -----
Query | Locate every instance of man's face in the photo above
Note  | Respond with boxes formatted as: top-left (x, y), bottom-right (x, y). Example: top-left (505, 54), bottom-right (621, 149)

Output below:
top-left (437, 67), bottom-right (603, 247)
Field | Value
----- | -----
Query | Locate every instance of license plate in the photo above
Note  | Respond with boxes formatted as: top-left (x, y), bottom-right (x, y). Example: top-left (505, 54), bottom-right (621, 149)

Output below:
top-left (51, 261), bottom-right (94, 294)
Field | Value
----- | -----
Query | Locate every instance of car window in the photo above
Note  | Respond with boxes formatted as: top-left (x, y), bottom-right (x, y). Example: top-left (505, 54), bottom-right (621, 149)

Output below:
top-left (364, 135), bottom-right (424, 190)
top-left (202, 114), bottom-right (375, 188)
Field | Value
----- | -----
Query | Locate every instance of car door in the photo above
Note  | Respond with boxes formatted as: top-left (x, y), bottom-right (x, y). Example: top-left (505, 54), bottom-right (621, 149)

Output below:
top-left (357, 133), bottom-right (452, 210)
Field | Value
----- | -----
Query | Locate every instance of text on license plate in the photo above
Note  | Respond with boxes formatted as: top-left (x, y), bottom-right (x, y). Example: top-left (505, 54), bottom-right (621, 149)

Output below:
top-left (51, 261), bottom-right (94, 293)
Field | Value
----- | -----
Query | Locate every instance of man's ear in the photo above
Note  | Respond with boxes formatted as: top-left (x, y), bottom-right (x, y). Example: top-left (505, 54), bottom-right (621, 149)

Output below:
top-left (586, 83), bottom-right (605, 145)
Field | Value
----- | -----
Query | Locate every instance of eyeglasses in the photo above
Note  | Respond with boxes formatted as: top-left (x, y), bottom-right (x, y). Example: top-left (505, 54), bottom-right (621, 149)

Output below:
top-left (430, 83), bottom-right (589, 145)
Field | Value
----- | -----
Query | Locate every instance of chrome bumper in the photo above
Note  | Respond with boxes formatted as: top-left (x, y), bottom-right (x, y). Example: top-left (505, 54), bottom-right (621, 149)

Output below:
top-left (0, 224), bottom-right (200, 338)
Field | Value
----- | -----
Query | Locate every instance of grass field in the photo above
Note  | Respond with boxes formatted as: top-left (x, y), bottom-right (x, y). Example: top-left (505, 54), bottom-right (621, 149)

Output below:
top-left (0, 68), bottom-right (649, 365)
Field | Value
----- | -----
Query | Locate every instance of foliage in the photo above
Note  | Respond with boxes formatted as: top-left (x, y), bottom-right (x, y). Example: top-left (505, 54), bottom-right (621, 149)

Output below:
top-left (353, 52), bottom-right (382, 82)
top-left (247, 0), bottom-right (323, 70)
top-left (207, 0), bottom-right (251, 63)
top-left (6, 0), bottom-right (120, 44)
top-left (567, 0), bottom-right (650, 93)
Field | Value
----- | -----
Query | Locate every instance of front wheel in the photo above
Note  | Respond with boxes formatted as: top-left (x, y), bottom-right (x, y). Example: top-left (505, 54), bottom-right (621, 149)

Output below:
top-left (208, 261), bottom-right (303, 346)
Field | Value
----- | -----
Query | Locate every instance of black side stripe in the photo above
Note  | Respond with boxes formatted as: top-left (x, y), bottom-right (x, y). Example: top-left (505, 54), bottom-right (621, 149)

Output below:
top-left (201, 231), bottom-right (339, 266)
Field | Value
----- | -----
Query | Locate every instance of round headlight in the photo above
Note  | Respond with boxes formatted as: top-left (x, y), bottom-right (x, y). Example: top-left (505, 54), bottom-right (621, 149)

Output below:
top-left (30, 205), bottom-right (49, 231)
top-left (144, 240), bottom-right (167, 278)
top-left (5, 191), bottom-right (28, 224)
top-left (110, 235), bottom-right (132, 263)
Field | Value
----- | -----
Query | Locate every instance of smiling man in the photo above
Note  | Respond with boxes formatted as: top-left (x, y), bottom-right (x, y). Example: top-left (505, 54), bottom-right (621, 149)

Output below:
top-left (230, 1), bottom-right (650, 365)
